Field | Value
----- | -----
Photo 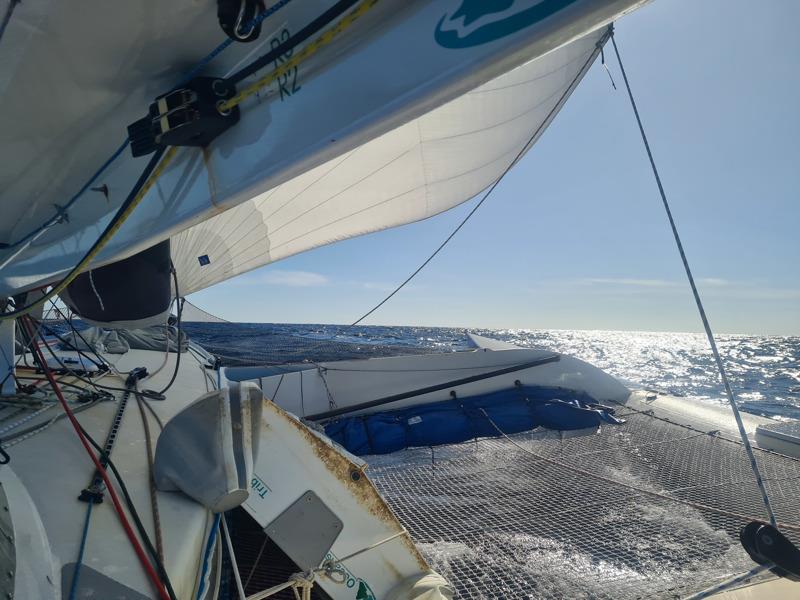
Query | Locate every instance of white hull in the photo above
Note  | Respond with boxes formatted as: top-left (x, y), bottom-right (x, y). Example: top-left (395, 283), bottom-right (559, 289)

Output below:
top-left (230, 342), bottom-right (630, 419)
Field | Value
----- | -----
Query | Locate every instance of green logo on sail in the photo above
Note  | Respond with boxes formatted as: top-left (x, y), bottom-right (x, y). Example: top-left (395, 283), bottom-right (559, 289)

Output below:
top-left (356, 580), bottom-right (375, 600)
top-left (435, 0), bottom-right (580, 48)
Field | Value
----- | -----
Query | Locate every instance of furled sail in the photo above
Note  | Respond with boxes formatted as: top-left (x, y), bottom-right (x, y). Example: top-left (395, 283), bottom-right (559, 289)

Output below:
top-left (172, 28), bottom-right (606, 295)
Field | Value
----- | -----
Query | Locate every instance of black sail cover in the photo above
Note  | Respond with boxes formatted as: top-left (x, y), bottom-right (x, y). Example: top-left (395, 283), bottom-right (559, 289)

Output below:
top-left (61, 240), bottom-right (173, 329)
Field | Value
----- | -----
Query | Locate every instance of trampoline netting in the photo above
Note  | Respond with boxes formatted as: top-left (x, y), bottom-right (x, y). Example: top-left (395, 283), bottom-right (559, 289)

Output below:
top-left (365, 404), bottom-right (800, 599)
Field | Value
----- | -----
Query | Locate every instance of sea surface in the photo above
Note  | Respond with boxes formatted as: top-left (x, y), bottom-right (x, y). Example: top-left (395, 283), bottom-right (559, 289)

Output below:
top-left (182, 322), bottom-right (800, 420)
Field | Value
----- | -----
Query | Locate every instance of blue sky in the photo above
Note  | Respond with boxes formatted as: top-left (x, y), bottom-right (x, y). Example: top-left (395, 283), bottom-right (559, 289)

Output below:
top-left (191, 0), bottom-right (800, 335)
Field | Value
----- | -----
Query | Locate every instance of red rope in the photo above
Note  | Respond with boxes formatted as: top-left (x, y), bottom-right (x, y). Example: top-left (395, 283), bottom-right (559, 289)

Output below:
top-left (21, 317), bottom-right (170, 600)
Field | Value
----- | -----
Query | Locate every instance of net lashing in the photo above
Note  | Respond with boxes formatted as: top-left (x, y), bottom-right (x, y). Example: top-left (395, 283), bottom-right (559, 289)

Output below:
top-left (365, 404), bottom-right (800, 599)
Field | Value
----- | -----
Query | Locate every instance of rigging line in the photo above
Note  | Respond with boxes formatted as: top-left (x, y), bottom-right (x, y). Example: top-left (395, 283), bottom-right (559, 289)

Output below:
top-left (67, 502), bottom-right (94, 600)
top-left (349, 31), bottom-right (608, 327)
top-left (134, 389), bottom-right (164, 565)
top-left (153, 266), bottom-right (184, 396)
top-left (610, 33), bottom-right (778, 529)
top-left (196, 514), bottom-right (222, 600)
top-left (0, 301), bottom-right (51, 385)
top-left (0, 0), bottom-right (20, 47)
top-left (142, 312), bottom-right (173, 382)
top-left (0, 140), bottom-right (130, 265)
top-left (682, 563), bottom-right (774, 600)
top-left (0, 400), bottom-right (100, 450)
top-left (141, 394), bottom-right (165, 430)
top-left (243, 535), bottom-right (269, 589)
top-left (26, 334), bottom-right (136, 402)
top-left (221, 514), bottom-right (247, 600)
top-left (39, 303), bottom-right (107, 371)
top-left (88, 271), bottom-right (106, 312)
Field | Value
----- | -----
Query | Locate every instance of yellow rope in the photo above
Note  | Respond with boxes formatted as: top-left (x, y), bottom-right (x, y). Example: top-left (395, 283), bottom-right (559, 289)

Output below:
top-left (219, 0), bottom-right (380, 112)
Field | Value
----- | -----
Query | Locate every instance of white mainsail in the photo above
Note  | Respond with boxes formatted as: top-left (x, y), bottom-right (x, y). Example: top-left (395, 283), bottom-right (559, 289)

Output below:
top-left (172, 28), bottom-right (605, 295)
top-left (1, 0), bottom-right (643, 298)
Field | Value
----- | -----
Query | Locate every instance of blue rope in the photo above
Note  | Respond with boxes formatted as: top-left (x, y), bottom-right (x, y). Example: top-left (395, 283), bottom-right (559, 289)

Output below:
top-left (68, 502), bottom-right (94, 600)
top-left (196, 513), bottom-right (221, 600)
top-left (2, 0), bottom-right (294, 254)
top-left (7, 139), bottom-right (131, 251)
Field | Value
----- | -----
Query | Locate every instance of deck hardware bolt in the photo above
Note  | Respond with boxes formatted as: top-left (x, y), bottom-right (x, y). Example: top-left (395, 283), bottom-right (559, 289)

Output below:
top-left (350, 469), bottom-right (361, 482)
top-left (212, 79), bottom-right (229, 97)
top-left (216, 100), bottom-right (232, 116)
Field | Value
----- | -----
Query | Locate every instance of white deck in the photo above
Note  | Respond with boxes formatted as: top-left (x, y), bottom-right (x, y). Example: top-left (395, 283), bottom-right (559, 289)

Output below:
top-left (3, 347), bottom-right (216, 598)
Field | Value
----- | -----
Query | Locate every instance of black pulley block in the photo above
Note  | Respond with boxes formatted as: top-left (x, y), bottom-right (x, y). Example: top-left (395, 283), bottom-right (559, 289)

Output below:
top-left (218, 0), bottom-right (266, 43)
top-left (740, 521), bottom-right (800, 581)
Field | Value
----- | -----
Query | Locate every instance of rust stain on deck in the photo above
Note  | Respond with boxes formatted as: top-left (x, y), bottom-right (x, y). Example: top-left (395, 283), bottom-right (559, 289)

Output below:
top-left (201, 147), bottom-right (223, 213)
top-left (263, 400), bottom-right (430, 571)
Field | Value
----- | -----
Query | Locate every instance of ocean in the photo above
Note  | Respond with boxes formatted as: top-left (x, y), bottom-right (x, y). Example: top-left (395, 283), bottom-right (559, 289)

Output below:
top-left (178, 323), bottom-right (800, 597)
top-left (181, 322), bottom-right (800, 420)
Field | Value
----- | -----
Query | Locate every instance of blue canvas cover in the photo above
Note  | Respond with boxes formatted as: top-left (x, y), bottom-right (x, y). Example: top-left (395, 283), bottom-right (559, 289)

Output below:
top-left (324, 386), bottom-right (624, 455)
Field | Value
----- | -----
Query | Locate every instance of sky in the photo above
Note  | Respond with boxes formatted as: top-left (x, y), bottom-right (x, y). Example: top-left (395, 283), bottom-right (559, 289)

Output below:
top-left (190, 0), bottom-right (800, 335)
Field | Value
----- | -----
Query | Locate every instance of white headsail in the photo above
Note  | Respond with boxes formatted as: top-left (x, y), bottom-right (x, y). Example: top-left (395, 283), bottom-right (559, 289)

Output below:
top-left (172, 28), bottom-right (605, 294)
